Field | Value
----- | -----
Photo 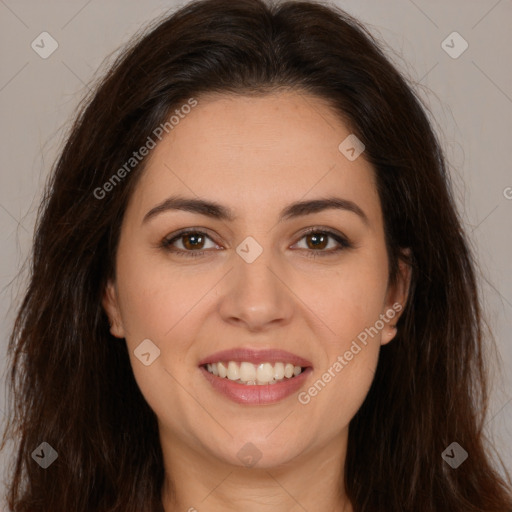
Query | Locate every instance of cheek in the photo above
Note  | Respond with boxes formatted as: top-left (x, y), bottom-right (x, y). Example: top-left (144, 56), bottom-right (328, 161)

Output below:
top-left (115, 261), bottom-right (208, 430)
top-left (300, 331), bottom-right (381, 430)
top-left (294, 256), bottom-right (389, 350)
top-left (114, 254), bottom-right (210, 406)
top-left (325, 351), bottom-right (379, 430)
top-left (115, 248), bottom-right (208, 345)
top-left (295, 252), bottom-right (387, 419)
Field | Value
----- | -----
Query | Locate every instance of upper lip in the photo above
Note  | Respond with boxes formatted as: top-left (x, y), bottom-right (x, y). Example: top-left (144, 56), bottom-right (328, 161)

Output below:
top-left (198, 348), bottom-right (312, 368)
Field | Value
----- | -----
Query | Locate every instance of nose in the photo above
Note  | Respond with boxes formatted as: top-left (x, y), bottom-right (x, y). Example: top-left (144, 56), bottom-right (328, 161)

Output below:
top-left (217, 247), bottom-right (294, 332)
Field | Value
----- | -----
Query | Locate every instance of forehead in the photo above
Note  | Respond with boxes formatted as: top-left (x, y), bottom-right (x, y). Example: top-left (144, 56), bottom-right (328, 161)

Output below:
top-left (129, 91), bottom-right (381, 227)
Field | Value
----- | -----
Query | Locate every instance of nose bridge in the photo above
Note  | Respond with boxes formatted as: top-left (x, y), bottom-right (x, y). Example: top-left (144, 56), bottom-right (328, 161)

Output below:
top-left (218, 237), bottom-right (293, 330)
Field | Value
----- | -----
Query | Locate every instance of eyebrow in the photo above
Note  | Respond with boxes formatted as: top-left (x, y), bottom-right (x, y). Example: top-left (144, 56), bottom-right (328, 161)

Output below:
top-left (142, 195), bottom-right (369, 226)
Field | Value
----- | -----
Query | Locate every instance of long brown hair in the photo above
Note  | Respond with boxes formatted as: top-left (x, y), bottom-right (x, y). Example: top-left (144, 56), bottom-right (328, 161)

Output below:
top-left (2, 0), bottom-right (511, 510)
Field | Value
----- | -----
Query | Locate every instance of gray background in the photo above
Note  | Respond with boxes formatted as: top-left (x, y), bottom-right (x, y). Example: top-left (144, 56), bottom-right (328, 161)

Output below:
top-left (0, 0), bottom-right (511, 506)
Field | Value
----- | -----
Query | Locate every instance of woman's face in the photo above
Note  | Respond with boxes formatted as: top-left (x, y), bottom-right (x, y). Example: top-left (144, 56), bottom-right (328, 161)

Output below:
top-left (103, 91), bottom-right (410, 469)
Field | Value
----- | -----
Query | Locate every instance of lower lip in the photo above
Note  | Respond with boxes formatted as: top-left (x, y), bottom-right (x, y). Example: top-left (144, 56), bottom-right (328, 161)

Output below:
top-left (200, 366), bottom-right (313, 405)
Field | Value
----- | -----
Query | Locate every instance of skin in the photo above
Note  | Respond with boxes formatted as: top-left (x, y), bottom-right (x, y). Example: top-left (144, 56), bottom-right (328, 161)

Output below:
top-left (103, 91), bottom-right (411, 512)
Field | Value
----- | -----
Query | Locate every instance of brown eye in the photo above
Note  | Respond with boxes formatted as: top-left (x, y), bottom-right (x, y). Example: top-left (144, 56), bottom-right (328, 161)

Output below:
top-left (181, 232), bottom-right (206, 250)
top-left (292, 228), bottom-right (353, 259)
top-left (304, 232), bottom-right (329, 250)
top-left (160, 229), bottom-right (219, 258)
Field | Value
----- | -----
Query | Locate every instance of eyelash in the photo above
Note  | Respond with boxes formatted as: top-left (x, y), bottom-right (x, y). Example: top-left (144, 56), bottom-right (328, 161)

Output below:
top-left (160, 227), bottom-right (353, 259)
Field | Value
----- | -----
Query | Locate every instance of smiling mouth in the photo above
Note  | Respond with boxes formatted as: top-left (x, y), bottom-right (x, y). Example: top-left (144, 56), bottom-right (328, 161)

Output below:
top-left (201, 361), bottom-right (307, 385)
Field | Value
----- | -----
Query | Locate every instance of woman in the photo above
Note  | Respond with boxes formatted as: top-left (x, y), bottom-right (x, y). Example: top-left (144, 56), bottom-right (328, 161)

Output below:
top-left (1, 0), bottom-right (511, 510)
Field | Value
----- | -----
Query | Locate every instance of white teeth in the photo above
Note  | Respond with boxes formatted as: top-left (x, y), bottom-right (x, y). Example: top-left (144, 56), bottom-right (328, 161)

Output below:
top-left (273, 362), bottom-right (285, 380)
top-left (256, 363), bottom-right (274, 384)
top-left (227, 361), bottom-right (240, 381)
top-left (205, 361), bottom-right (305, 385)
top-left (239, 361), bottom-right (256, 382)
top-left (217, 362), bottom-right (227, 378)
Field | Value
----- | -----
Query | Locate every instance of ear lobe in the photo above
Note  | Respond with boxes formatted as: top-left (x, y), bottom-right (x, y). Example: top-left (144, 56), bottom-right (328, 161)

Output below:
top-left (102, 279), bottom-right (125, 338)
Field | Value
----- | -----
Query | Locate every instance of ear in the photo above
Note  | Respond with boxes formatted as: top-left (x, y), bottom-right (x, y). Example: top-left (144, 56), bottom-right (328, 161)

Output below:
top-left (102, 278), bottom-right (125, 338)
top-left (381, 248), bottom-right (412, 345)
